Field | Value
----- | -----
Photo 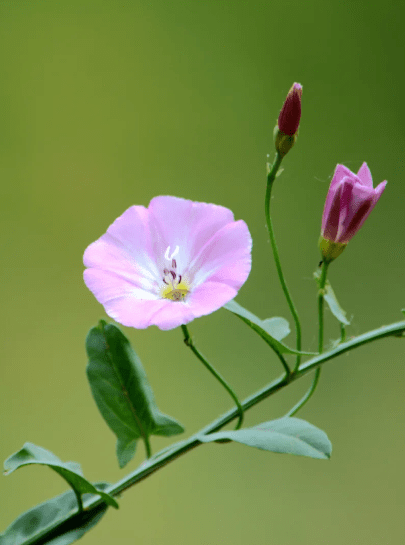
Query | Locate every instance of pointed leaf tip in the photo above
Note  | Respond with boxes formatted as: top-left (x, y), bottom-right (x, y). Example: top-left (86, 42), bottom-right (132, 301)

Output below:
top-left (3, 443), bottom-right (118, 509)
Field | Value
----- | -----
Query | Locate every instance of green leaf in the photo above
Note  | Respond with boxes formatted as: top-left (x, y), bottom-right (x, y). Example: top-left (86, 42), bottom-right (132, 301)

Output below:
top-left (3, 443), bottom-right (118, 510)
top-left (198, 417), bottom-right (332, 459)
top-left (261, 317), bottom-right (290, 341)
top-left (224, 300), bottom-right (315, 355)
top-left (401, 309), bottom-right (405, 315)
top-left (86, 321), bottom-right (184, 468)
top-left (0, 484), bottom-right (111, 545)
top-left (314, 269), bottom-right (350, 325)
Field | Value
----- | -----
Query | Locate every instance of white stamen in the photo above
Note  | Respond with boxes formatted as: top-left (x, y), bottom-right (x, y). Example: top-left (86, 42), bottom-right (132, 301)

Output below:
top-left (164, 245), bottom-right (180, 261)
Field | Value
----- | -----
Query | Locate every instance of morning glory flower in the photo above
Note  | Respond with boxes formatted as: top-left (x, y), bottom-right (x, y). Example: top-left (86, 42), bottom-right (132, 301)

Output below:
top-left (83, 196), bottom-right (252, 330)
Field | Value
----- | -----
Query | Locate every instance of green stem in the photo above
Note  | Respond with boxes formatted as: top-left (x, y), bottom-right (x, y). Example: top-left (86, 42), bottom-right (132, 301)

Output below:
top-left (143, 435), bottom-right (152, 459)
top-left (273, 346), bottom-right (291, 378)
top-left (181, 324), bottom-right (244, 430)
top-left (317, 261), bottom-right (329, 353)
top-left (340, 323), bottom-right (346, 343)
top-left (286, 369), bottom-right (321, 416)
top-left (288, 261), bottom-right (329, 415)
top-left (13, 319), bottom-right (405, 545)
top-left (73, 489), bottom-right (83, 513)
top-left (265, 152), bottom-right (302, 374)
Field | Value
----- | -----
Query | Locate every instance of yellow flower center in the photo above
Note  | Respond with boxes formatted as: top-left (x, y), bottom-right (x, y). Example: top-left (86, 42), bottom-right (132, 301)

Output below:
top-left (162, 279), bottom-right (190, 301)
top-left (161, 245), bottom-right (189, 302)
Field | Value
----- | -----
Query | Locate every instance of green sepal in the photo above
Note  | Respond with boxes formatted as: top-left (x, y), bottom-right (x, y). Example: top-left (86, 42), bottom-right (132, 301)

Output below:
top-left (198, 417), bottom-right (332, 460)
top-left (3, 443), bottom-right (118, 509)
top-left (224, 300), bottom-right (315, 355)
top-left (86, 321), bottom-right (184, 468)
top-left (274, 126), bottom-right (297, 157)
top-left (318, 236), bottom-right (347, 263)
top-left (0, 484), bottom-right (111, 545)
top-left (314, 269), bottom-right (350, 325)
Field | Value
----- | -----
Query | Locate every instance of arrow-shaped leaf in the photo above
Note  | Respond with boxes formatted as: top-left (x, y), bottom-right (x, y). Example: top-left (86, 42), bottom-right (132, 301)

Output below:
top-left (86, 321), bottom-right (184, 468)
top-left (224, 300), bottom-right (315, 355)
top-left (0, 484), bottom-right (112, 545)
top-left (3, 443), bottom-right (118, 510)
top-left (199, 417), bottom-right (332, 459)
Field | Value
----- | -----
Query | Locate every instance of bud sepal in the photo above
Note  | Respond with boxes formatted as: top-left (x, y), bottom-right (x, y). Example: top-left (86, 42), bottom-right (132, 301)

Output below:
top-left (319, 236), bottom-right (347, 263)
top-left (274, 125), bottom-right (297, 157)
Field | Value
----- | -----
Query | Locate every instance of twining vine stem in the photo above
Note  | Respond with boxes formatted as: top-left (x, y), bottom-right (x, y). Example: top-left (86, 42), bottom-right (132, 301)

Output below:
top-left (19, 318), bottom-right (405, 545)
top-left (287, 260), bottom-right (330, 416)
top-left (181, 324), bottom-right (244, 429)
top-left (317, 261), bottom-right (329, 354)
top-left (265, 152), bottom-right (302, 373)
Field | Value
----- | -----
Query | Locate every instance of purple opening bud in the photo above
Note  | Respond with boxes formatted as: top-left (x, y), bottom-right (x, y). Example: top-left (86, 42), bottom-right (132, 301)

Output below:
top-left (319, 163), bottom-right (387, 262)
top-left (321, 163), bottom-right (387, 245)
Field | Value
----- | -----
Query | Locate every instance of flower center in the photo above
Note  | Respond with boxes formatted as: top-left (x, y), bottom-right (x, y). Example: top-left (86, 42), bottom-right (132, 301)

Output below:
top-left (161, 246), bottom-right (189, 302)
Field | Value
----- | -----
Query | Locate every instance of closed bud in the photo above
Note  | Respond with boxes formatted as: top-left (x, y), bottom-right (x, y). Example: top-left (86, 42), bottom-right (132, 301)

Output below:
top-left (278, 83), bottom-right (302, 135)
top-left (274, 83), bottom-right (302, 156)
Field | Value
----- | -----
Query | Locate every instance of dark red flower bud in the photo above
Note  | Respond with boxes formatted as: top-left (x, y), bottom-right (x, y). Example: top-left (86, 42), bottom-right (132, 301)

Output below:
top-left (277, 83), bottom-right (302, 136)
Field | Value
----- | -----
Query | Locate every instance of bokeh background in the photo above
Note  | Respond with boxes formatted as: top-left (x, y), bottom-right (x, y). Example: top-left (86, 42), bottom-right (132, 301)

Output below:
top-left (1, 1), bottom-right (404, 544)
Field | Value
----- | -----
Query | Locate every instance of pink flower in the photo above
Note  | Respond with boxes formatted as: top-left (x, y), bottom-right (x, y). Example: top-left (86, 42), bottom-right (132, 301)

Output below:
top-left (278, 82), bottom-right (302, 136)
top-left (321, 163), bottom-right (387, 244)
top-left (83, 196), bottom-right (252, 330)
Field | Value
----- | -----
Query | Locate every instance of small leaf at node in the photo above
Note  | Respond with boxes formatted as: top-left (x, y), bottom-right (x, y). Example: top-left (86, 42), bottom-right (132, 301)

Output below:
top-left (314, 270), bottom-right (350, 325)
top-left (86, 321), bottom-right (184, 468)
top-left (198, 417), bottom-right (332, 460)
top-left (3, 443), bottom-right (118, 509)
top-left (224, 300), bottom-right (315, 355)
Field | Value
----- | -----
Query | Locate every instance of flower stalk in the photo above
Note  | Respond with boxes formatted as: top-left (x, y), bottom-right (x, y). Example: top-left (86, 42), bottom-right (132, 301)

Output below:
top-left (265, 152), bottom-right (302, 374)
top-left (181, 324), bottom-right (244, 430)
top-left (287, 260), bottom-right (329, 416)
top-left (317, 260), bottom-right (330, 353)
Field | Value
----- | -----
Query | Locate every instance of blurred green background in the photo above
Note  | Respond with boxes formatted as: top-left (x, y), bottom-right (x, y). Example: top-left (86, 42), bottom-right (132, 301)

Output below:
top-left (1, 0), bottom-right (404, 543)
